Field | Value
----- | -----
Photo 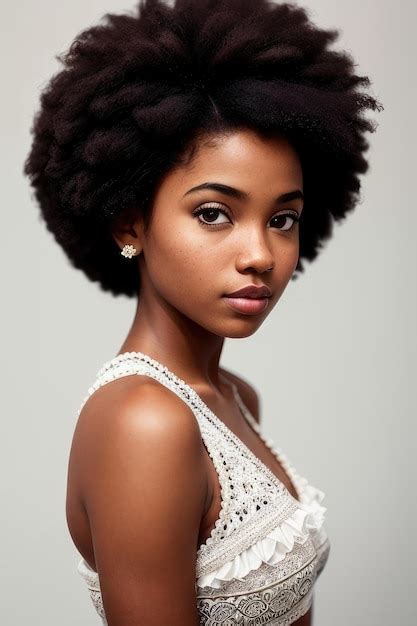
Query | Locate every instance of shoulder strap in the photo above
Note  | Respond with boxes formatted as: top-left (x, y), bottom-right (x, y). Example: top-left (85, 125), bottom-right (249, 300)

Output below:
top-left (77, 352), bottom-right (200, 418)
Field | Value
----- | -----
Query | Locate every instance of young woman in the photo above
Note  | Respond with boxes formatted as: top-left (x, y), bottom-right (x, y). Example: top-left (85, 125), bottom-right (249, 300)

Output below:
top-left (24, 0), bottom-right (382, 623)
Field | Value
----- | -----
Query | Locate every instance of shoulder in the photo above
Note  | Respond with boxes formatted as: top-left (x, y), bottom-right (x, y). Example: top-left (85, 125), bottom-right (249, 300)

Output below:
top-left (220, 367), bottom-right (261, 424)
top-left (72, 375), bottom-right (208, 507)
top-left (77, 374), bottom-right (202, 435)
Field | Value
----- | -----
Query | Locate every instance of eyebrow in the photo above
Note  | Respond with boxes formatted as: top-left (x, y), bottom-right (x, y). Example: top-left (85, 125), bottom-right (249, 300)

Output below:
top-left (183, 182), bottom-right (304, 204)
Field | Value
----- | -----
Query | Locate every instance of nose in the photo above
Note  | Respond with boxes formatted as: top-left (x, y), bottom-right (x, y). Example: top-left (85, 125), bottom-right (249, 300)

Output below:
top-left (235, 228), bottom-right (275, 275)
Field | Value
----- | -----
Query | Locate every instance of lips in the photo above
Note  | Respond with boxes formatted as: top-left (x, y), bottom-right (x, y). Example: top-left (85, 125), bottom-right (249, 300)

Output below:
top-left (223, 295), bottom-right (270, 315)
top-left (223, 284), bottom-right (272, 316)
top-left (225, 284), bottom-right (272, 299)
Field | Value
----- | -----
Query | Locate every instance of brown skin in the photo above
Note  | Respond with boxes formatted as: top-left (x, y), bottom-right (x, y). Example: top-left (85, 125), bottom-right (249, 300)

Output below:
top-left (66, 128), bottom-right (312, 625)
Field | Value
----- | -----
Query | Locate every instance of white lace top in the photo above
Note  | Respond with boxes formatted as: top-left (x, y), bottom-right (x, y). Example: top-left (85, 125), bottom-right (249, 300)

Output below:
top-left (75, 352), bottom-right (330, 625)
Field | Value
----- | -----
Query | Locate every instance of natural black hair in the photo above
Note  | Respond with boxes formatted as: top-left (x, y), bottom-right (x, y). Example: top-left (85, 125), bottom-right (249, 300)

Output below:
top-left (24, 0), bottom-right (383, 298)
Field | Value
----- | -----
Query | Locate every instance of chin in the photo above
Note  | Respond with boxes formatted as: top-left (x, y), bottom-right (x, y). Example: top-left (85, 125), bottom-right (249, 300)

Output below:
top-left (213, 319), bottom-right (266, 339)
top-left (226, 329), bottom-right (260, 339)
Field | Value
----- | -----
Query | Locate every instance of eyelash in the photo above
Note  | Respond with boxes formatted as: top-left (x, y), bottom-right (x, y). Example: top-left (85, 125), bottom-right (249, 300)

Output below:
top-left (192, 202), bottom-right (300, 231)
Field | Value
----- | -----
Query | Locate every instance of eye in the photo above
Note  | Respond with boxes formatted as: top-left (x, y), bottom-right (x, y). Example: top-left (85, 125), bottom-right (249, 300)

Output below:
top-left (270, 211), bottom-right (300, 232)
top-left (192, 202), bottom-right (231, 228)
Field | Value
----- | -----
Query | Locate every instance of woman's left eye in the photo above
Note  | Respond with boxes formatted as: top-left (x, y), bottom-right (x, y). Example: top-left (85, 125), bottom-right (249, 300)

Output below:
top-left (269, 212), bottom-right (300, 231)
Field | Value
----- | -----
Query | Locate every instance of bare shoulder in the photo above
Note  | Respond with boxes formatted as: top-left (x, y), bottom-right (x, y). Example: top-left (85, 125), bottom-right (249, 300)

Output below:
top-left (78, 374), bottom-right (203, 438)
top-left (70, 376), bottom-right (207, 492)
top-left (220, 367), bottom-right (261, 424)
top-left (68, 376), bottom-right (206, 625)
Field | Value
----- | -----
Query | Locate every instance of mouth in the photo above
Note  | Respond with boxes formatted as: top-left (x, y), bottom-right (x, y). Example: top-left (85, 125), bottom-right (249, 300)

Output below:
top-left (225, 284), bottom-right (272, 299)
top-left (222, 295), bottom-right (270, 315)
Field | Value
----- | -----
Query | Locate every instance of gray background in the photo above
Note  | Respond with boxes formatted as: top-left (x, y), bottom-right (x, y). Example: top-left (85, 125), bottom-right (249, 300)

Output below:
top-left (2, 0), bottom-right (415, 624)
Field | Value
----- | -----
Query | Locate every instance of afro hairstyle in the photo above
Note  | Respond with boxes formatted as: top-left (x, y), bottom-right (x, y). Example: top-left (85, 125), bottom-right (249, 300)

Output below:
top-left (24, 0), bottom-right (383, 298)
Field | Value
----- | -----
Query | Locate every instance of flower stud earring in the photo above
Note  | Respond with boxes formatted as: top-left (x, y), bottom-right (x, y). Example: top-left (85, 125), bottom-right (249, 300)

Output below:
top-left (121, 244), bottom-right (137, 259)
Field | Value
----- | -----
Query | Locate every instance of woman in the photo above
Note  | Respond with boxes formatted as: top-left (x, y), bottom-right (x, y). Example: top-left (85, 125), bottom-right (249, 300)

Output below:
top-left (24, 0), bottom-right (382, 623)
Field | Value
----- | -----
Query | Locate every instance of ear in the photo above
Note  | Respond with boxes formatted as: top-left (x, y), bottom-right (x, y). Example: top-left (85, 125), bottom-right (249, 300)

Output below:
top-left (111, 210), bottom-right (144, 257)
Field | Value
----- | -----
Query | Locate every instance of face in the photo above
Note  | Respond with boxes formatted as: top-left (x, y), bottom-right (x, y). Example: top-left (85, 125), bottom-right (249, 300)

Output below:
top-left (130, 128), bottom-right (303, 339)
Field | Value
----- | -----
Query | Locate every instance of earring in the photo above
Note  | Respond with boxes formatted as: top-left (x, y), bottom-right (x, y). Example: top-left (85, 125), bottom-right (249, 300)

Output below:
top-left (121, 244), bottom-right (137, 259)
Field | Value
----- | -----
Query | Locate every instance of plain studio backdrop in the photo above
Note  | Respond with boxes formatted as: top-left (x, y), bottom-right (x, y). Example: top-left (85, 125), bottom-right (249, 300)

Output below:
top-left (1, 0), bottom-right (415, 624)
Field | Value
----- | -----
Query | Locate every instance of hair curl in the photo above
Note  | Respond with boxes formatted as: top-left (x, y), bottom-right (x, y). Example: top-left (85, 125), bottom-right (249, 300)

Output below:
top-left (24, 0), bottom-right (383, 297)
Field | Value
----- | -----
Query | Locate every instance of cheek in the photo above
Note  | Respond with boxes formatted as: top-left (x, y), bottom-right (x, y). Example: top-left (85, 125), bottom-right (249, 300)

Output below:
top-left (143, 223), bottom-right (222, 301)
top-left (274, 236), bottom-right (299, 283)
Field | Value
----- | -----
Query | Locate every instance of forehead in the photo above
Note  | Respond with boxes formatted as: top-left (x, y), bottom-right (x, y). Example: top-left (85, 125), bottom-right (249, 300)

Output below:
top-left (159, 128), bottom-right (303, 197)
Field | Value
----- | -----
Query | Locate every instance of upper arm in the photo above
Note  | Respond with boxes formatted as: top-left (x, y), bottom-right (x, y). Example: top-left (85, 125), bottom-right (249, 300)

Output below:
top-left (221, 369), bottom-right (261, 424)
top-left (76, 381), bottom-right (206, 626)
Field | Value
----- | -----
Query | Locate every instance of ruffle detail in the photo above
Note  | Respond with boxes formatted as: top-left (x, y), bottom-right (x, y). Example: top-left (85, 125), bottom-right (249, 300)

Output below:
top-left (77, 558), bottom-right (100, 590)
top-left (196, 484), bottom-right (327, 589)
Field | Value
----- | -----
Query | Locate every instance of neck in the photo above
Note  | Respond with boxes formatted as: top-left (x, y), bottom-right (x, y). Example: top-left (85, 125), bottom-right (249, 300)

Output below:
top-left (117, 293), bottom-right (226, 391)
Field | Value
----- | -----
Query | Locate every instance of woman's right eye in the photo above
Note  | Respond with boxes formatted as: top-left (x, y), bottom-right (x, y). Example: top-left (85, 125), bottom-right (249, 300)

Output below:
top-left (192, 203), bottom-right (231, 228)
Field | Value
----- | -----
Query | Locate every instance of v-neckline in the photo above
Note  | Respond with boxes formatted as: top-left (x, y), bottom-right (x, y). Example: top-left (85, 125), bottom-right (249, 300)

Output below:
top-left (228, 380), bottom-right (301, 502)
top-left (112, 351), bottom-right (302, 504)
